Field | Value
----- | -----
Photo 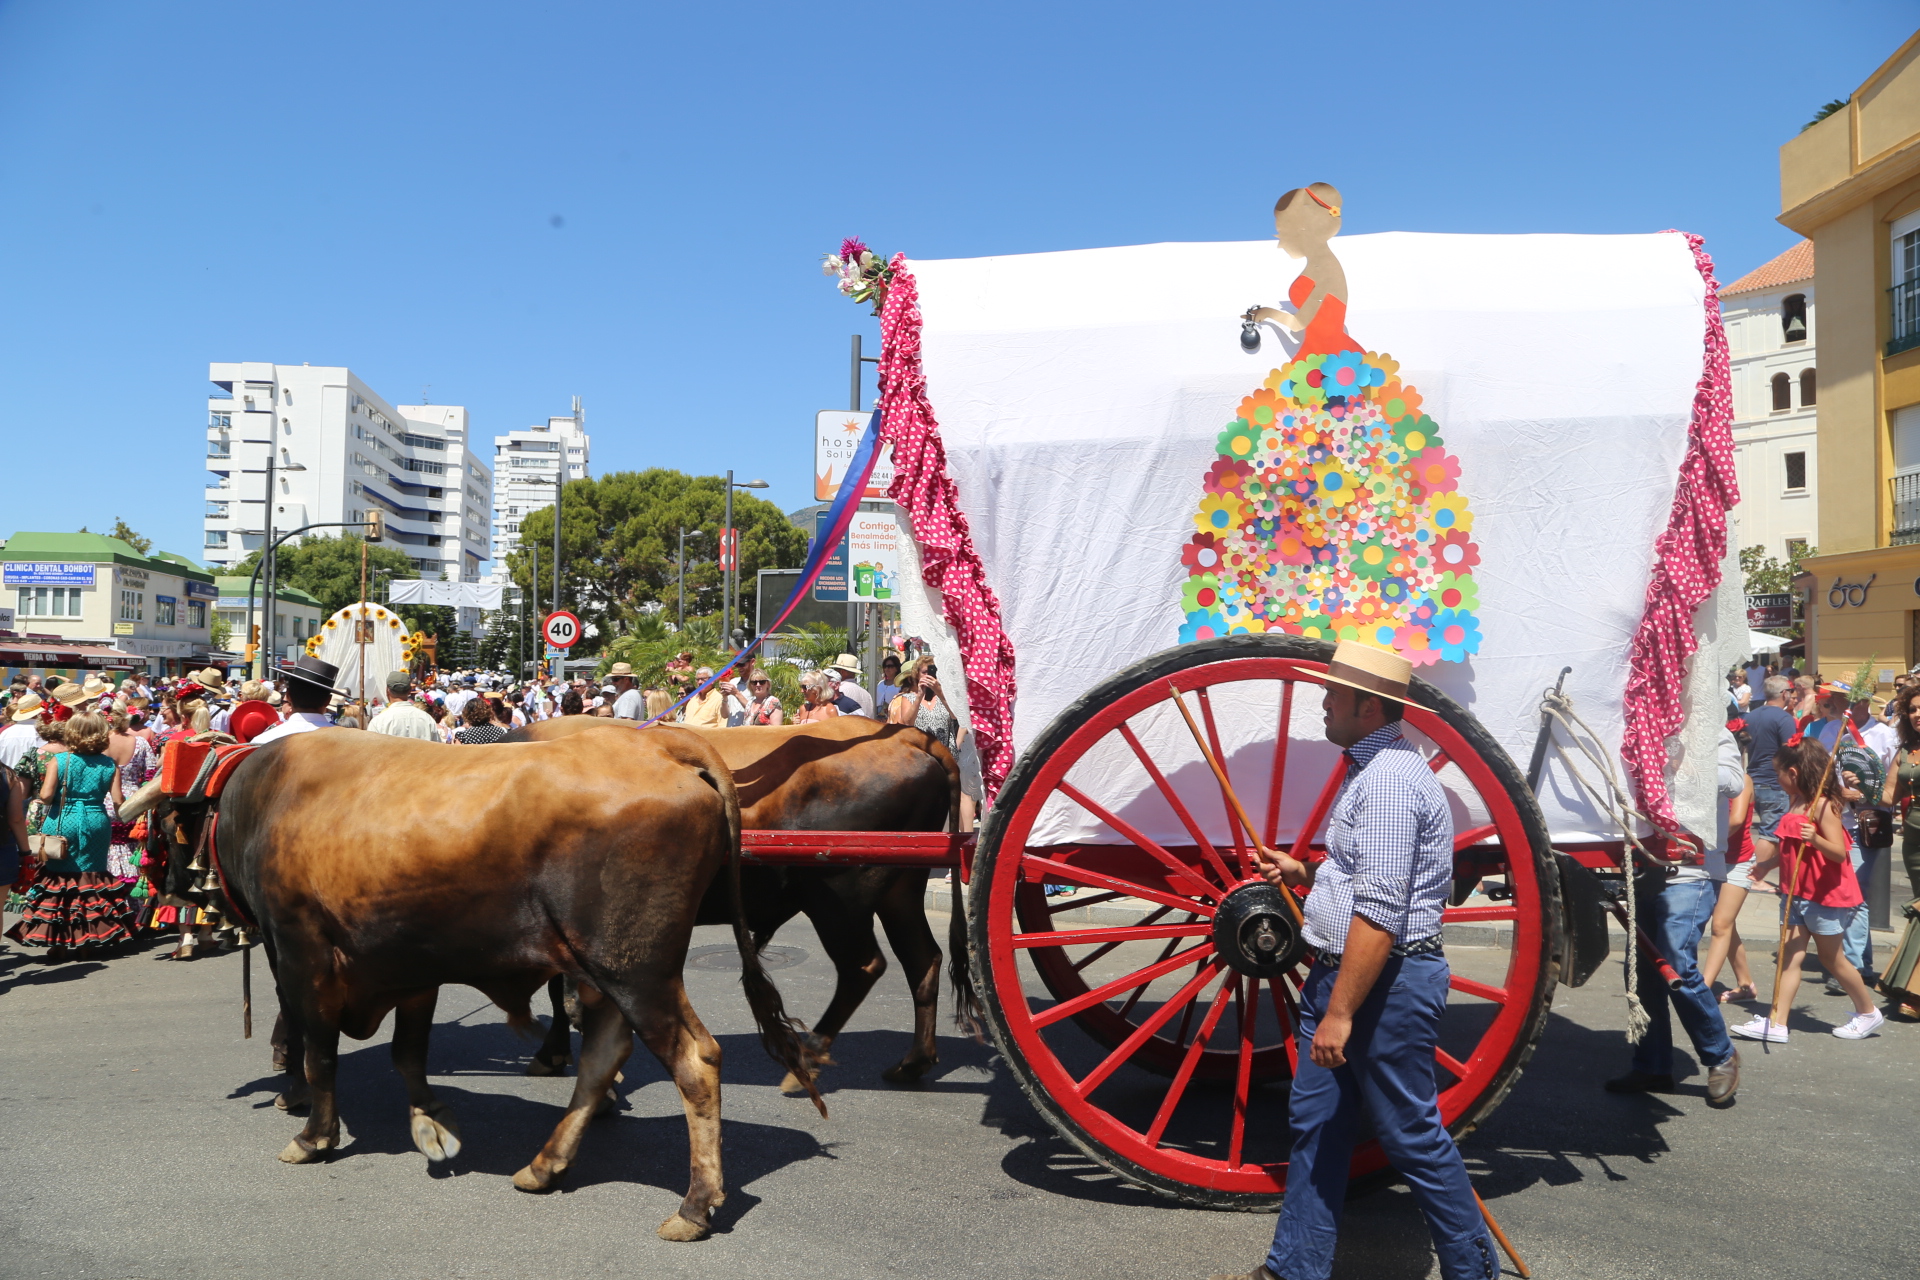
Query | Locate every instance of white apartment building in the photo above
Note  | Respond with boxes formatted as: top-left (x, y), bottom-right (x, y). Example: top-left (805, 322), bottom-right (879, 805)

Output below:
top-left (490, 397), bottom-right (589, 582)
top-left (1723, 240), bottom-right (1817, 564)
top-left (202, 364), bottom-right (493, 591)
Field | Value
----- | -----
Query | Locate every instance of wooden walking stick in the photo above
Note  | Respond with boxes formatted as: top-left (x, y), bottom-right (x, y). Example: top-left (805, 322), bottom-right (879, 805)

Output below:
top-left (1473, 1188), bottom-right (1531, 1278)
top-left (1165, 683), bottom-right (1304, 924)
top-left (1765, 740), bottom-right (1838, 1035)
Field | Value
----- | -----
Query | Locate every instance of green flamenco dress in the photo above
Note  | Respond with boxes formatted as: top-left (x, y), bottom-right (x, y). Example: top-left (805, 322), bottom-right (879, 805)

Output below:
top-left (18, 752), bottom-right (136, 950)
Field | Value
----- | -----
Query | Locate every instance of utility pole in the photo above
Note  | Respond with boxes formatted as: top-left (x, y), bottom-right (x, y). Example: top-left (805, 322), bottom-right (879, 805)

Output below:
top-left (677, 528), bottom-right (687, 629)
top-left (723, 470), bottom-right (734, 649)
top-left (848, 335), bottom-right (877, 655)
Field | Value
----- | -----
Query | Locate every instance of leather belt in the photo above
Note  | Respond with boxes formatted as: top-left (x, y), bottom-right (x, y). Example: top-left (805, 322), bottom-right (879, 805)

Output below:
top-left (1316, 934), bottom-right (1444, 968)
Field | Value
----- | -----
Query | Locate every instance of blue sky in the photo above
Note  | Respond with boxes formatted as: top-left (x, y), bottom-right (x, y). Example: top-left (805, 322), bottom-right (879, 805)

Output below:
top-left (1, 2), bottom-right (1913, 566)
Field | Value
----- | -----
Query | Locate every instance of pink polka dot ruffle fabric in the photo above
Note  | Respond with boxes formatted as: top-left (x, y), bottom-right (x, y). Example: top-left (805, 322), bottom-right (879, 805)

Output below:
top-left (1620, 232), bottom-right (1740, 829)
top-left (878, 254), bottom-right (1019, 799)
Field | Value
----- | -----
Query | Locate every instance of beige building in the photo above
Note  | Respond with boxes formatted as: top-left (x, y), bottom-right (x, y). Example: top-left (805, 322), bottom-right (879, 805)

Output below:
top-left (1781, 33), bottom-right (1920, 689)
top-left (2, 531), bottom-right (218, 678)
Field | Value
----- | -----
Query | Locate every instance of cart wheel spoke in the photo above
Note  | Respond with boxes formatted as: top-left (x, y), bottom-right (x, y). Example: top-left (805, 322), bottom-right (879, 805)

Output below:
top-left (1058, 780), bottom-right (1221, 901)
top-left (1049, 889), bottom-right (1129, 916)
top-left (1436, 1047), bottom-right (1470, 1080)
top-left (1075, 962), bottom-right (1222, 1097)
top-left (1146, 975), bottom-right (1241, 1146)
top-left (1228, 976), bottom-right (1258, 1168)
top-left (1116, 721), bottom-right (1240, 889)
top-left (1020, 851), bottom-right (1216, 918)
top-left (1031, 941), bottom-right (1216, 1030)
top-left (1267, 974), bottom-right (1299, 1076)
top-left (1013, 920), bottom-right (1211, 949)
top-left (1195, 687), bottom-right (1253, 878)
top-left (1262, 680), bottom-right (1295, 848)
top-left (1427, 750), bottom-right (1451, 774)
top-left (1443, 903), bottom-right (1518, 924)
top-left (1449, 975), bottom-right (1508, 1004)
top-left (1068, 905), bottom-right (1178, 972)
top-left (1116, 938), bottom-right (1195, 1020)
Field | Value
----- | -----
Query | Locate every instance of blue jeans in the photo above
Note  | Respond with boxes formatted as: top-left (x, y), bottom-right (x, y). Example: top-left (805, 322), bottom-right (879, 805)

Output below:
top-left (1749, 779), bottom-right (1790, 842)
top-left (1840, 847), bottom-right (1879, 977)
top-left (1267, 954), bottom-right (1494, 1280)
top-left (1631, 877), bottom-right (1735, 1076)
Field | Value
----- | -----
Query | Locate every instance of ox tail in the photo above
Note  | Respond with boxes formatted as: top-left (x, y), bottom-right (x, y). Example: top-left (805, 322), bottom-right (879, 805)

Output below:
top-left (704, 758), bottom-right (829, 1120)
top-left (941, 738), bottom-right (983, 1037)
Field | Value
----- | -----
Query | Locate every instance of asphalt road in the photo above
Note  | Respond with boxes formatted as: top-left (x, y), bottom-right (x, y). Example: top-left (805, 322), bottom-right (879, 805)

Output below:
top-left (1, 898), bottom-right (1914, 1280)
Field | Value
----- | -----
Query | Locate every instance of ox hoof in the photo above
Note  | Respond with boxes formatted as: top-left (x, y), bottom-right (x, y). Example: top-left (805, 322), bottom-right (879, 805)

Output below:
top-left (882, 1058), bottom-right (934, 1085)
top-left (778, 1069), bottom-right (822, 1095)
top-left (409, 1107), bottom-right (463, 1163)
top-left (525, 1054), bottom-right (568, 1078)
top-left (657, 1213), bottom-right (710, 1242)
top-left (273, 1091), bottom-right (311, 1115)
top-left (594, 1088), bottom-right (620, 1119)
top-left (512, 1162), bottom-right (566, 1193)
top-left (278, 1137), bottom-right (331, 1165)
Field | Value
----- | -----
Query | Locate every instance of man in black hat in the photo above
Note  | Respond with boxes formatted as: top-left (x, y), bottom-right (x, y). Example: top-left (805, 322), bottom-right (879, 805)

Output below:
top-left (251, 656), bottom-right (343, 745)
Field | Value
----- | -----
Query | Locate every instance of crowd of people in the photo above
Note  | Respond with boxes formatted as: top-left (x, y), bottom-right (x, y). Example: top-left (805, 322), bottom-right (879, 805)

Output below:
top-left (0, 643), bottom-right (987, 963)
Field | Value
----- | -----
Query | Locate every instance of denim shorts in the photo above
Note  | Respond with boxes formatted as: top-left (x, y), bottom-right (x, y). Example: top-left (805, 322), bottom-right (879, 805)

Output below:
top-left (1750, 780), bottom-right (1790, 842)
top-left (1786, 897), bottom-right (1857, 936)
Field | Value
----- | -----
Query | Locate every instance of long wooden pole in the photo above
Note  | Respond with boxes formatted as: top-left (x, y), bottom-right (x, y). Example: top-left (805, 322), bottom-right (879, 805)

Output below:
top-left (1165, 683), bottom-right (1304, 925)
top-left (1473, 1188), bottom-right (1530, 1278)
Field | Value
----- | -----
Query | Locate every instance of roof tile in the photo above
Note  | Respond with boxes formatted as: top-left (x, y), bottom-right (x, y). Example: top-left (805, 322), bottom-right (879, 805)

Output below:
top-left (1721, 240), bottom-right (1814, 296)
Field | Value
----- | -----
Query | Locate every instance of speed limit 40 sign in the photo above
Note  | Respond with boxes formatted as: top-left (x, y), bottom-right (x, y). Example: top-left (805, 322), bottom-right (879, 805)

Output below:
top-left (542, 610), bottom-right (582, 650)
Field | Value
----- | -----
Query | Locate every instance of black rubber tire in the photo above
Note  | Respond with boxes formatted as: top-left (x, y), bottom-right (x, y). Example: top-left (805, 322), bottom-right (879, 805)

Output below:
top-left (969, 633), bottom-right (1563, 1211)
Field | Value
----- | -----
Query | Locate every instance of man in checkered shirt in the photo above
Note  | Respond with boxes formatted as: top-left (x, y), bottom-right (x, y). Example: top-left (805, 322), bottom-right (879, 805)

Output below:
top-left (1214, 641), bottom-right (1494, 1280)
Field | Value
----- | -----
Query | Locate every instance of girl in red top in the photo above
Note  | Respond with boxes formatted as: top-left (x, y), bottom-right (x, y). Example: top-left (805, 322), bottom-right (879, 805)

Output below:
top-left (1731, 738), bottom-right (1883, 1042)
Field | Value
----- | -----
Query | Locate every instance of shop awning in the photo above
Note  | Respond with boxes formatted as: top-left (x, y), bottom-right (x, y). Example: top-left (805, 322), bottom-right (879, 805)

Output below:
top-left (0, 637), bottom-right (147, 668)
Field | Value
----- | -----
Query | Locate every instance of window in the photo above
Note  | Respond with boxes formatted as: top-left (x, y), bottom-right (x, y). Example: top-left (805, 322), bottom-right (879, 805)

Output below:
top-left (187, 601), bottom-right (206, 629)
top-left (1781, 293), bottom-right (1807, 343)
top-left (205, 530), bottom-right (228, 547)
top-left (206, 501), bottom-right (228, 517)
top-left (209, 412), bottom-right (231, 429)
top-left (1800, 368), bottom-right (1816, 407)
top-left (1893, 215), bottom-right (1920, 355)
top-left (1785, 452), bottom-right (1807, 491)
top-left (16, 587), bottom-right (83, 618)
top-left (1786, 537), bottom-right (1810, 562)
top-left (155, 597), bottom-right (176, 626)
top-left (1771, 372), bottom-right (1792, 411)
top-left (119, 589), bottom-right (143, 622)
top-left (207, 439), bottom-right (231, 458)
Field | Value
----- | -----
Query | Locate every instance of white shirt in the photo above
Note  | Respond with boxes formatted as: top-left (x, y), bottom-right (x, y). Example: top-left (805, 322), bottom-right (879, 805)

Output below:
top-left (832, 676), bottom-right (875, 719)
top-left (251, 711), bottom-right (331, 745)
top-left (444, 690), bottom-right (475, 718)
top-left (367, 702), bottom-right (441, 741)
top-left (0, 721), bottom-right (41, 770)
top-left (611, 687), bottom-right (644, 720)
top-left (1860, 718), bottom-right (1899, 771)
top-left (1701, 726), bottom-right (1745, 883)
top-left (1732, 682), bottom-right (1751, 710)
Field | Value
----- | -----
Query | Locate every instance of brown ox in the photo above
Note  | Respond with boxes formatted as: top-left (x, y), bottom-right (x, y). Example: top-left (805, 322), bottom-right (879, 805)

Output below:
top-left (507, 716), bottom-right (972, 1088)
top-left (171, 726), bottom-right (819, 1241)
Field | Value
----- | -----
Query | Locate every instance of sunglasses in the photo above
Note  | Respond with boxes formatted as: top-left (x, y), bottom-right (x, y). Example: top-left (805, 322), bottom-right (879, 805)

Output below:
top-left (749, 679), bottom-right (769, 686)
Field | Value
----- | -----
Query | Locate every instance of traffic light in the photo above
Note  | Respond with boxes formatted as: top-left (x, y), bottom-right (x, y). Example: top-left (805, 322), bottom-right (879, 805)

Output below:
top-left (365, 510), bottom-right (384, 541)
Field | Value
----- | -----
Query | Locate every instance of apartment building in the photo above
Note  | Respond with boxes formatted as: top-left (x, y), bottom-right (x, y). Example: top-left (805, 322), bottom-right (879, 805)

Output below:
top-left (202, 363), bottom-right (493, 586)
top-left (1775, 33), bottom-right (1920, 688)
top-left (491, 398), bottom-right (588, 582)
top-left (1723, 240), bottom-right (1818, 564)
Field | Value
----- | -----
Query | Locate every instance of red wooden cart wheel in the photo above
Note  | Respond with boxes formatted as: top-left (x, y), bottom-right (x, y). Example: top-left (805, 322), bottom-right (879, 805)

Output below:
top-left (970, 635), bottom-right (1561, 1209)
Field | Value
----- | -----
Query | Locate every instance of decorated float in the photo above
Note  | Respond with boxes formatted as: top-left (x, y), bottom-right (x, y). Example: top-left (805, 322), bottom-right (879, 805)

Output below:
top-left (713, 191), bottom-right (1741, 1208)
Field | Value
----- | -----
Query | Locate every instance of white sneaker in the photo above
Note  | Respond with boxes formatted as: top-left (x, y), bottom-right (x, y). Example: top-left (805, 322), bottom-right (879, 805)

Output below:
top-left (1730, 1016), bottom-right (1789, 1043)
top-left (1832, 1010), bottom-right (1885, 1040)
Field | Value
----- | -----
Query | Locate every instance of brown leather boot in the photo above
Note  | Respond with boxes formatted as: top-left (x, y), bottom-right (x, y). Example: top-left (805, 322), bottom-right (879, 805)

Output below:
top-left (1706, 1048), bottom-right (1739, 1107)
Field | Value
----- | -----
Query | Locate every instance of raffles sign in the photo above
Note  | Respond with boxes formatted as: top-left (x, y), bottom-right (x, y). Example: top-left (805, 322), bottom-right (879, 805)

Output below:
top-left (1746, 593), bottom-right (1792, 630)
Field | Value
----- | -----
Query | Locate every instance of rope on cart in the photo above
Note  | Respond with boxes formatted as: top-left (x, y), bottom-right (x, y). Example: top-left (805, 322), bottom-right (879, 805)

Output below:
top-left (1536, 686), bottom-right (1672, 1044)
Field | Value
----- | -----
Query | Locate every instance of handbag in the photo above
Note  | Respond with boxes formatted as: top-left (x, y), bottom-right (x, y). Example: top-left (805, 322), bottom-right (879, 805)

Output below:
top-left (26, 757), bottom-right (68, 859)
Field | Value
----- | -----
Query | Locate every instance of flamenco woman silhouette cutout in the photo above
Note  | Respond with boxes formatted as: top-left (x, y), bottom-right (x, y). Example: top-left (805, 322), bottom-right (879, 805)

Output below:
top-left (1179, 183), bottom-right (1483, 667)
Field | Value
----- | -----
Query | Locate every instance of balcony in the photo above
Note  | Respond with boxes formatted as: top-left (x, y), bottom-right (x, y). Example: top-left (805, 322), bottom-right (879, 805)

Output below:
top-left (1891, 279), bottom-right (1920, 358)
top-left (1892, 468), bottom-right (1920, 545)
top-left (207, 442), bottom-right (232, 459)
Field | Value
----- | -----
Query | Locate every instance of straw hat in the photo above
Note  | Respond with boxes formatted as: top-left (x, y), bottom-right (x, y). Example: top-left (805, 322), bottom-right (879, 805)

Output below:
top-left (1320, 640), bottom-right (1414, 705)
top-left (9, 692), bottom-right (44, 723)
top-left (607, 662), bottom-right (635, 678)
top-left (81, 676), bottom-right (114, 700)
top-left (831, 653), bottom-right (862, 675)
top-left (53, 681), bottom-right (93, 709)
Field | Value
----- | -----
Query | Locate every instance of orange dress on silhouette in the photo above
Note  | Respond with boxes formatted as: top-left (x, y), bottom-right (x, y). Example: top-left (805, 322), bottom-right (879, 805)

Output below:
top-left (1289, 274), bottom-right (1358, 357)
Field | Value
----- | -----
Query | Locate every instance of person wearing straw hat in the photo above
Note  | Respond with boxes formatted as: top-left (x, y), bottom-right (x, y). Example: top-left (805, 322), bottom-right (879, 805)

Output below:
top-left (251, 656), bottom-right (345, 745)
top-left (1216, 639), bottom-right (1495, 1280)
top-left (827, 654), bottom-right (875, 719)
top-left (607, 662), bottom-right (643, 720)
top-left (0, 692), bottom-right (46, 770)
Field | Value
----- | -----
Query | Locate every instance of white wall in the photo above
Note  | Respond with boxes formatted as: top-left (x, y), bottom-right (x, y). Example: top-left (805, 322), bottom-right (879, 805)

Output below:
top-left (1725, 284), bottom-right (1818, 563)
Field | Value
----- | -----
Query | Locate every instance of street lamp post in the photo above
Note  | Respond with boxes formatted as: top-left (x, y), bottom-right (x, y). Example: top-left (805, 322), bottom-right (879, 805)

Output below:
top-left (722, 473), bottom-right (769, 651)
top-left (239, 440), bottom-right (307, 679)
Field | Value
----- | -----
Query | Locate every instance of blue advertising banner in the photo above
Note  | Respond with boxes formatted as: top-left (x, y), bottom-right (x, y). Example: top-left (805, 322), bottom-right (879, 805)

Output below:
top-left (812, 511), bottom-right (850, 602)
top-left (4, 562), bottom-right (98, 587)
top-left (184, 581), bottom-right (219, 600)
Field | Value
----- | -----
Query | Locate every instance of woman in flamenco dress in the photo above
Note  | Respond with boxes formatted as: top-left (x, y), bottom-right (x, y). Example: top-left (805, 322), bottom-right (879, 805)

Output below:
top-left (1180, 183), bottom-right (1483, 671)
